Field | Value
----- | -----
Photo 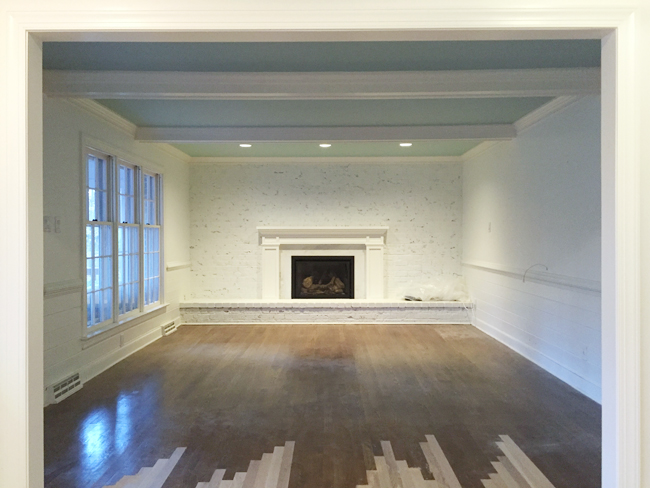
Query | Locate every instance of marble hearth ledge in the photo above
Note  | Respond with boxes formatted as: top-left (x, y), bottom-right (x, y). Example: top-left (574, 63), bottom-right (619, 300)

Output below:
top-left (180, 299), bottom-right (474, 325)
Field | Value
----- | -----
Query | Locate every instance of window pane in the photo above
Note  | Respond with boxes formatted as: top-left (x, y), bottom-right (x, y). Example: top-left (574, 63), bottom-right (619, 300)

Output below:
top-left (86, 223), bottom-right (112, 327)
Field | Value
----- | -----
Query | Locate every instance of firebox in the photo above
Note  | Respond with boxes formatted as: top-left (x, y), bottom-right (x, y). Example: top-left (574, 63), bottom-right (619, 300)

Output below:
top-left (291, 256), bottom-right (354, 299)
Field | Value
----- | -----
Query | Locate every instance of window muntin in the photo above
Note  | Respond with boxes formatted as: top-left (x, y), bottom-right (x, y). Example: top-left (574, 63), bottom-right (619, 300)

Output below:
top-left (143, 172), bottom-right (161, 306)
top-left (85, 150), bottom-right (114, 328)
top-left (84, 148), bottom-right (163, 335)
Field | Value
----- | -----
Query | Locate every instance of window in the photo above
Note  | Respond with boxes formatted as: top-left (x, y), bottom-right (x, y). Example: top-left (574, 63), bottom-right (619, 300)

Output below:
top-left (85, 148), bottom-right (163, 334)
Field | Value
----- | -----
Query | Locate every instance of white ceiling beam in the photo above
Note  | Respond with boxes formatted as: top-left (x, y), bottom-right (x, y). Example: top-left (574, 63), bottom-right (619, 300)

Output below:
top-left (135, 124), bottom-right (516, 143)
top-left (43, 68), bottom-right (600, 100)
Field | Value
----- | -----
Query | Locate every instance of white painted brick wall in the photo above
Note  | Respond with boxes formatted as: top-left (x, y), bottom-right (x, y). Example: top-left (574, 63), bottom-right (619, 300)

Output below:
top-left (189, 162), bottom-right (463, 299)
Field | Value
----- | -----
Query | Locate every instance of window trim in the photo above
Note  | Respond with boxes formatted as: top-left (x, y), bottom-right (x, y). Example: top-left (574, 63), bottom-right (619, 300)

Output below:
top-left (81, 139), bottom-right (164, 338)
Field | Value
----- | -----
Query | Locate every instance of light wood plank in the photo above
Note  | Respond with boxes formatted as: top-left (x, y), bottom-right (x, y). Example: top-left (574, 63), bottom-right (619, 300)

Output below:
top-left (488, 473), bottom-right (509, 488)
top-left (220, 481), bottom-right (233, 488)
top-left (124, 458), bottom-right (167, 488)
top-left (498, 436), bottom-right (556, 488)
top-left (481, 480), bottom-right (496, 488)
top-left (276, 442), bottom-right (294, 488)
top-left (232, 472), bottom-right (248, 488)
top-left (492, 461), bottom-right (521, 488)
top-left (265, 446), bottom-right (285, 488)
top-left (497, 456), bottom-right (532, 488)
top-left (380, 441), bottom-right (403, 488)
top-left (242, 460), bottom-right (261, 488)
top-left (207, 469), bottom-right (227, 488)
top-left (424, 435), bottom-right (462, 488)
top-left (395, 460), bottom-right (415, 488)
top-left (254, 453), bottom-right (273, 488)
top-left (374, 457), bottom-right (393, 488)
top-left (367, 470), bottom-right (381, 488)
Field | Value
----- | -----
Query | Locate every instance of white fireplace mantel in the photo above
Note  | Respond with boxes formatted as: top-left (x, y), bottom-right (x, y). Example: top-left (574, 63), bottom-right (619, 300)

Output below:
top-left (257, 226), bottom-right (388, 299)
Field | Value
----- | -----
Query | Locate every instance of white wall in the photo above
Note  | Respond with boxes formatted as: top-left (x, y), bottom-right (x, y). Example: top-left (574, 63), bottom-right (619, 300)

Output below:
top-left (188, 161), bottom-right (463, 299)
top-left (462, 96), bottom-right (601, 402)
top-left (42, 97), bottom-right (191, 404)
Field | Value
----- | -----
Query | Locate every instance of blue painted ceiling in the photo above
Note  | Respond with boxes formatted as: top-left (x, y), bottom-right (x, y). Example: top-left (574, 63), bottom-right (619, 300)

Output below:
top-left (43, 40), bottom-right (600, 159)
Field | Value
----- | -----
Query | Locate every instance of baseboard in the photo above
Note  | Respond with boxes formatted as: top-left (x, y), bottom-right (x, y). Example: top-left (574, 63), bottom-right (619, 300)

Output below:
top-left (472, 316), bottom-right (601, 404)
top-left (80, 327), bottom-right (163, 386)
top-left (182, 321), bottom-right (472, 326)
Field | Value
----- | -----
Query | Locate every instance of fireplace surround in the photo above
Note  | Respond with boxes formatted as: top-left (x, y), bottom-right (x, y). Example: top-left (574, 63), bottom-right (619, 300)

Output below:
top-left (257, 226), bottom-right (388, 299)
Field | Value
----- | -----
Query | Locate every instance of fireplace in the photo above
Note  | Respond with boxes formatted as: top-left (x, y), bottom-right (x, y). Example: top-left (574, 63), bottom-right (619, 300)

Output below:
top-left (292, 256), bottom-right (354, 299)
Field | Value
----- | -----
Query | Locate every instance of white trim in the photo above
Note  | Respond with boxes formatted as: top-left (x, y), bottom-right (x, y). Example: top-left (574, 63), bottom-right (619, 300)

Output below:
top-left (43, 68), bottom-right (600, 100)
top-left (461, 96), bottom-right (585, 161)
top-left (43, 279), bottom-right (83, 298)
top-left (66, 99), bottom-right (192, 163)
top-left (472, 316), bottom-right (602, 403)
top-left (64, 98), bottom-right (136, 137)
top-left (258, 226), bottom-right (388, 241)
top-left (514, 96), bottom-right (584, 134)
top-left (258, 226), bottom-right (388, 300)
top-left (189, 156), bottom-right (464, 164)
top-left (135, 124), bottom-right (516, 143)
top-left (462, 260), bottom-right (601, 294)
top-left (165, 261), bottom-right (191, 271)
top-left (156, 143), bottom-right (191, 163)
top-left (460, 140), bottom-right (502, 162)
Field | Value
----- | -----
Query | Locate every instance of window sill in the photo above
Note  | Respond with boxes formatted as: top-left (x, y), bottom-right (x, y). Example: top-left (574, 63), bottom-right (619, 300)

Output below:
top-left (82, 303), bottom-right (168, 349)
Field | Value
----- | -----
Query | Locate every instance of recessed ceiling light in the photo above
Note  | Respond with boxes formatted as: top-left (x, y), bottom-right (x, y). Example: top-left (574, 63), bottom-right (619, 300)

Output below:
top-left (319, 143), bottom-right (332, 148)
top-left (239, 143), bottom-right (252, 148)
top-left (400, 143), bottom-right (413, 147)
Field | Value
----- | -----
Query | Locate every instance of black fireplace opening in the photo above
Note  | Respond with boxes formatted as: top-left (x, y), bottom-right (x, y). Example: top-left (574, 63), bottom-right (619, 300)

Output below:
top-left (292, 256), bottom-right (354, 299)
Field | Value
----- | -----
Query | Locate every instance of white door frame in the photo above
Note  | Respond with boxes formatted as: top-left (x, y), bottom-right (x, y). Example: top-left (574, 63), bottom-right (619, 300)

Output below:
top-left (0, 6), bottom-right (640, 488)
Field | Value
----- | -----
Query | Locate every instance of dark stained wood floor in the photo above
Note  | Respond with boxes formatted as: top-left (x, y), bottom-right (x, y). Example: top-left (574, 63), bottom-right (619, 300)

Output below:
top-left (44, 324), bottom-right (601, 488)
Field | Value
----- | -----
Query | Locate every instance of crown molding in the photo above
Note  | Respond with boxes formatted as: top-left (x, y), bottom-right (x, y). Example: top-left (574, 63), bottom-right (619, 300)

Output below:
top-left (188, 156), bottom-right (463, 164)
top-left (64, 98), bottom-right (137, 137)
top-left (514, 96), bottom-right (583, 134)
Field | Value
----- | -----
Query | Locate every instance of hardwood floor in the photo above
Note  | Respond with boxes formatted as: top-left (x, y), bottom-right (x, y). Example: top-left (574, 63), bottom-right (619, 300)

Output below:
top-left (44, 324), bottom-right (601, 488)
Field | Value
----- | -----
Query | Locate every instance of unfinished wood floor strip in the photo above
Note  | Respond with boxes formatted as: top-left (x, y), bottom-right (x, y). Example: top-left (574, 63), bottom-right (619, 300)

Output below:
top-left (395, 460), bottom-right (416, 488)
top-left (253, 453), bottom-right (274, 488)
top-left (367, 470), bottom-right (381, 488)
top-left (488, 473), bottom-right (509, 488)
top-left (220, 481), bottom-right (233, 488)
top-left (497, 436), bottom-right (556, 488)
top-left (276, 442), bottom-right (295, 488)
top-left (374, 456), bottom-right (393, 488)
top-left (232, 471), bottom-right (247, 488)
top-left (497, 456), bottom-right (532, 488)
top-left (142, 447), bottom-right (186, 488)
top-left (124, 458), bottom-right (167, 488)
top-left (264, 446), bottom-right (285, 488)
top-left (242, 460), bottom-right (261, 488)
top-left (481, 480), bottom-right (497, 488)
top-left (491, 461), bottom-right (521, 488)
top-left (207, 469), bottom-right (227, 488)
top-left (380, 441), bottom-right (404, 488)
top-left (424, 435), bottom-right (462, 488)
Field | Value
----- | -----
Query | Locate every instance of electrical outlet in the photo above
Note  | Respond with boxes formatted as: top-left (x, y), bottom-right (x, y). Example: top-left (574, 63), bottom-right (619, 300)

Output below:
top-left (54, 217), bottom-right (61, 233)
top-left (43, 216), bottom-right (53, 233)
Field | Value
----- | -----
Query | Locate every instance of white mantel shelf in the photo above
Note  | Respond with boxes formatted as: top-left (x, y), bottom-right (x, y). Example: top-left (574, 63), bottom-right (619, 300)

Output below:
top-left (257, 226), bottom-right (388, 300)
top-left (257, 226), bottom-right (388, 241)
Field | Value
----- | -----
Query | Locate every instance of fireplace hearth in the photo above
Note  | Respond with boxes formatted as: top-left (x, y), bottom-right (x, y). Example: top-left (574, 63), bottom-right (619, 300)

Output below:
top-left (292, 256), bottom-right (354, 299)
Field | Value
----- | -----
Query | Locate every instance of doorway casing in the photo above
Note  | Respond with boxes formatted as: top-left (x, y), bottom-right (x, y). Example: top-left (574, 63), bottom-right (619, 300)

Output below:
top-left (0, 6), bottom-right (641, 488)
